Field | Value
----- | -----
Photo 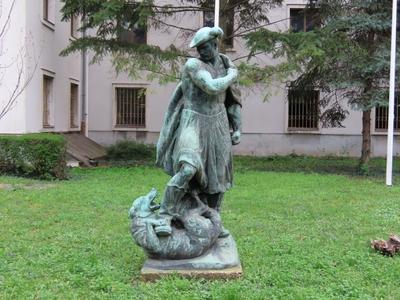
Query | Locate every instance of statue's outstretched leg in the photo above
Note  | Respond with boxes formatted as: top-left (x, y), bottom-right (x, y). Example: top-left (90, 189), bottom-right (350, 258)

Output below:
top-left (207, 193), bottom-right (230, 238)
top-left (156, 163), bottom-right (197, 236)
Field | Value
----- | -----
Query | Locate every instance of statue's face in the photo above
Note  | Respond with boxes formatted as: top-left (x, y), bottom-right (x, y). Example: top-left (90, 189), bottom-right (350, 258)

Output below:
top-left (197, 40), bottom-right (218, 61)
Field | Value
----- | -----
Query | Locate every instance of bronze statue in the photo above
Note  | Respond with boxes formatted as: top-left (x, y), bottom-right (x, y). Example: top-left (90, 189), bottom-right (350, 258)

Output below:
top-left (130, 27), bottom-right (242, 262)
top-left (155, 26), bottom-right (242, 237)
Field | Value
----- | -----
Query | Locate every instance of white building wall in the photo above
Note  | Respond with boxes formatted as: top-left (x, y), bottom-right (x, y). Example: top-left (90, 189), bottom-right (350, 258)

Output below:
top-left (0, 0), bottom-right (82, 135)
top-left (24, 0), bottom-right (81, 133)
top-left (0, 0), bottom-right (27, 133)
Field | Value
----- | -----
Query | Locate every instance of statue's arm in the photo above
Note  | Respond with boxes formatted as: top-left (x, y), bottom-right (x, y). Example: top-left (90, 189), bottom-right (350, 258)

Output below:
top-left (220, 54), bottom-right (237, 70)
top-left (227, 104), bottom-right (242, 145)
top-left (185, 58), bottom-right (238, 95)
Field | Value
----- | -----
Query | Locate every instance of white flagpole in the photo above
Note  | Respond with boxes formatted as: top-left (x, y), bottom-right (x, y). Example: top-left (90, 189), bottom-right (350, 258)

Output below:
top-left (386, 0), bottom-right (397, 186)
top-left (214, 0), bottom-right (220, 27)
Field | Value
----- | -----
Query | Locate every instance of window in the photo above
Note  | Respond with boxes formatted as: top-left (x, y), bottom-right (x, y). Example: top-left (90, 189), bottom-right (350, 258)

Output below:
top-left (118, 22), bottom-right (147, 44)
top-left (70, 83), bottom-right (79, 128)
top-left (115, 87), bottom-right (146, 127)
top-left (375, 94), bottom-right (400, 131)
top-left (43, 0), bottom-right (49, 21)
top-left (42, 0), bottom-right (55, 25)
top-left (71, 14), bottom-right (80, 38)
top-left (43, 75), bottom-right (54, 128)
top-left (290, 8), bottom-right (320, 32)
top-left (202, 3), bottom-right (234, 48)
top-left (288, 89), bottom-right (319, 130)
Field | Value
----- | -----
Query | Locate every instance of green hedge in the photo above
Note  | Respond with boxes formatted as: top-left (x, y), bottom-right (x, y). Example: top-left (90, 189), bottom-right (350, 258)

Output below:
top-left (0, 133), bottom-right (67, 179)
top-left (106, 141), bottom-right (155, 163)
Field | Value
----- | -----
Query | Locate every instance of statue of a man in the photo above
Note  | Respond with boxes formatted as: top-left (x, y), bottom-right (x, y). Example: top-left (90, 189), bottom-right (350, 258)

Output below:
top-left (156, 27), bottom-right (242, 237)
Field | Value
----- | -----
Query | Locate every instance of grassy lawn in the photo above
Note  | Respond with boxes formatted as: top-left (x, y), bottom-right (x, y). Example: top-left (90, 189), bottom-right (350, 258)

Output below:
top-left (1, 157), bottom-right (400, 299)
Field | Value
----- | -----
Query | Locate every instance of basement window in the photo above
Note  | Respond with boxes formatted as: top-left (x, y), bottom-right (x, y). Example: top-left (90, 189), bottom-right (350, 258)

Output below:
top-left (375, 94), bottom-right (400, 131)
top-left (288, 89), bottom-right (319, 130)
top-left (115, 87), bottom-right (146, 128)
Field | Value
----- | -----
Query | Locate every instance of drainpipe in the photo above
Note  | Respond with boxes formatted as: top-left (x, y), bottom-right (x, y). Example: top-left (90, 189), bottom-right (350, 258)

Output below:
top-left (80, 15), bottom-right (89, 137)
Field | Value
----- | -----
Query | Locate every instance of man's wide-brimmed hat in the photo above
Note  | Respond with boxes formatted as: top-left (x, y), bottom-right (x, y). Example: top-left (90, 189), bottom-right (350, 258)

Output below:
top-left (189, 26), bottom-right (224, 48)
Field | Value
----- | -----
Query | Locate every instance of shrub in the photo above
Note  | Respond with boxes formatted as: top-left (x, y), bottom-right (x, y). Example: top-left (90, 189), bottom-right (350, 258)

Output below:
top-left (106, 141), bottom-right (155, 163)
top-left (0, 133), bottom-right (67, 179)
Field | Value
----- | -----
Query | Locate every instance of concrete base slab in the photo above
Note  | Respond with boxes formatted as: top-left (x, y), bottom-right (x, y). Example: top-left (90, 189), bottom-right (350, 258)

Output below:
top-left (139, 235), bottom-right (242, 281)
top-left (141, 264), bottom-right (243, 281)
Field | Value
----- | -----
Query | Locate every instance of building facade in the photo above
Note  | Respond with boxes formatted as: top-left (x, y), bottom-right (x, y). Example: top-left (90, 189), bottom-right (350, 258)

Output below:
top-left (0, 0), bottom-right (82, 135)
top-left (0, 0), bottom-right (398, 157)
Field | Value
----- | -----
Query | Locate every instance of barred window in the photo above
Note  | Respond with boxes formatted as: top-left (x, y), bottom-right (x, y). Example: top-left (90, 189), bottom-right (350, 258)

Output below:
top-left (115, 87), bottom-right (146, 127)
top-left (288, 89), bottom-right (319, 130)
top-left (70, 83), bottom-right (79, 128)
top-left (375, 94), bottom-right (400, 131)
top-left (290, 8), bottom-right (320, 32)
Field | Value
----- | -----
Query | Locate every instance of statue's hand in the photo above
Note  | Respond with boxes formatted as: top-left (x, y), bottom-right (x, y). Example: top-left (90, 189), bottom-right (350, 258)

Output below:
top-left (231, 130), bottom-right (241, 145)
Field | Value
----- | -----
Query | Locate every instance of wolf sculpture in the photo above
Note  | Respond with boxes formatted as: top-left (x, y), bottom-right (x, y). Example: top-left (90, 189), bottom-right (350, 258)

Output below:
top-left (129, 188), bottom-right (222, 260)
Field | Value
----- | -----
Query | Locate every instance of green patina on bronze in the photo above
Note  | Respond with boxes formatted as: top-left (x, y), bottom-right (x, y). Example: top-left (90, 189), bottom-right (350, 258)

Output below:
top-left (130, 27), bottom-right (242, 264)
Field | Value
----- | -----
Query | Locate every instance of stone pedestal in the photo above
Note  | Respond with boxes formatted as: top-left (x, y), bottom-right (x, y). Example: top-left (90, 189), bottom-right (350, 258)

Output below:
top-left (140, 235), bottom-right (242, 281)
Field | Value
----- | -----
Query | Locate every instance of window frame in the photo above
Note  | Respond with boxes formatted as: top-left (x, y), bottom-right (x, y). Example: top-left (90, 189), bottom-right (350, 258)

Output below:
top-left (70, 14), bottom-right (80, 39)
top-left (201, 3), bottom-right (235, 50)
top-left (112, 84), bottom-right (148, 130)
top-left (69, 81), bottom-right (80, 130)
top-left (373, 93), bottom-right (400, 135)
top-left (42, 72), bottom-right (55, 129)
top-left (286, 87), bottom-right (320, 133)
top-left (288, 5), bottom-right (320, 33)
top-left (118, 21), bottom-right (148, 45)
top-left (42, 0), bottom-right (55, 30)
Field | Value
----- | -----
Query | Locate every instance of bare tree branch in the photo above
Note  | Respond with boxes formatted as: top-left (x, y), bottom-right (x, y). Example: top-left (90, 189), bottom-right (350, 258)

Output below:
top-left (0, 0), bottom-right (15, 40)
top-left (0, 0), bottom-right (38, 121)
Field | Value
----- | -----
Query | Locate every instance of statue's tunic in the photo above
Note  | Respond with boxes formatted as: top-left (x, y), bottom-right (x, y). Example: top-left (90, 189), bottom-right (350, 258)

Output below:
top-left (173, 56), bottom-right (232, 194)
top-left (156, 54), bottom-right (241, 195)
top-left (157, 57), bottom-right (232, 194)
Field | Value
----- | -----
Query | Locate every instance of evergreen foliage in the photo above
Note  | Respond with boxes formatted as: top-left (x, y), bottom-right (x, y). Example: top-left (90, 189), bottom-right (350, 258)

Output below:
top-left (60, 0), bottom-right (283, 83)
top-left (106, 140), bottom-right (155, 163)
top-left (245, 0), bottom-right (399, 166)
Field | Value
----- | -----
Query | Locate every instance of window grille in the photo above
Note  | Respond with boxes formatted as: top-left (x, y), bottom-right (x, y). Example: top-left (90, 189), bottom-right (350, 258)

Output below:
top-left (115, 87), bottom-right (146, 127)
top-left (288, 89), bottom-right (319, 130)
top-left (43, 75), bottom-right (53, 128)
top-left (70, 83), bottom-right (79, 128)
top-left (290, 8), bottom-right (320, 32)
top-left (375, 94), bottom-right (400, 131)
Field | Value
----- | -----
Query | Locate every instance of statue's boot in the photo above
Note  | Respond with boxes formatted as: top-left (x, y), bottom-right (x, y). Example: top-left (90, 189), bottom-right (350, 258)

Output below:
top-left (155, 185), bottom-right (186, 236)
top-left (208, 193), bottom-right (230, 238)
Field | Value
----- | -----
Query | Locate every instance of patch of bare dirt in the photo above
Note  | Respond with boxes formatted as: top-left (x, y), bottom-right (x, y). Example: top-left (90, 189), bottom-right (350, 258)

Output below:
top-left (0, 183), bottom-right (56, 190)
